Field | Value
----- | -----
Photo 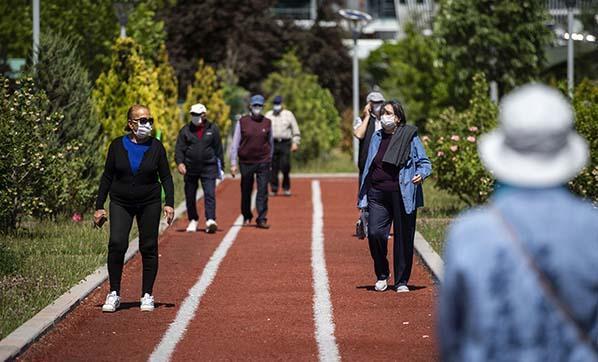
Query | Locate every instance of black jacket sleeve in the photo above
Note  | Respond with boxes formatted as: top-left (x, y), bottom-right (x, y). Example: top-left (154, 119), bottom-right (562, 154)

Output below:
top-left (95, 140), bottom-right (116, 210)
top-left (213, 124), bottom-right (225, 170)
top-left (174, 126), bottom-right (187, 166)
top-left (158, 142), bottom-right (175, 207)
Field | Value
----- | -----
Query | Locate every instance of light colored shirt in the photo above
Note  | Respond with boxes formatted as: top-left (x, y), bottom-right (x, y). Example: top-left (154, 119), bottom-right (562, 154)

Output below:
top-left (353, 115), bottom-right (381, 132)
top-left (439, 187), bottom-right (598, 362)
top-left (265, 109), bottom-right (301, 144)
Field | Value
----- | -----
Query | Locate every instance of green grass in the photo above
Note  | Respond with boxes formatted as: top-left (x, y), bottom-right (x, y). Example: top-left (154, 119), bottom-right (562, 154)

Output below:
top-left (292, 149), bottom-right (358, 173)
top-left (417, 180), bottom-right (467, 255)
top-left (0, 171), bottom-right (186, 340)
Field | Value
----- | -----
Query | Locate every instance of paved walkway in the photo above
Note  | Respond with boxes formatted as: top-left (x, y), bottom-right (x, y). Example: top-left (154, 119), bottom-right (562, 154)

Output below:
top-left (19, 178), bottom-right (438, 361)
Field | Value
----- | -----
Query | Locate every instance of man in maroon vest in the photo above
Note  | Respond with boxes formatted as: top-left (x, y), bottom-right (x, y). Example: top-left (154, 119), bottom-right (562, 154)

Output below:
top-left (230, 94), bottom-right (273, 229)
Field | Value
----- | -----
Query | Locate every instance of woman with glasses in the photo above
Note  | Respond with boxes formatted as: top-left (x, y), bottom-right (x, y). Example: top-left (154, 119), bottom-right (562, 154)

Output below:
top-left (357, 100), bottom-right (432, 293)
top-left (94, 104), bottom-right (175, 313)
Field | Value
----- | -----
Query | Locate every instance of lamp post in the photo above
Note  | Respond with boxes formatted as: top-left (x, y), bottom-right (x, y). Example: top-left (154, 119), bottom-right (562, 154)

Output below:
top-left (338, 8), bottom-right (372, 166)
top-left (113, 2), bottom-right (135, 38)
top-left (32, 0), bottom-right (39, 65)
top-left (566, 0), bottom-right (576, 98)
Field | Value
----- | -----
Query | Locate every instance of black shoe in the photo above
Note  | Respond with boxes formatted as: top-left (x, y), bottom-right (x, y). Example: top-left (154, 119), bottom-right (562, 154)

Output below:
top-left (243, 218), bottom-right (252, 226)
top-left (256, 221), bottom-right (270, 229)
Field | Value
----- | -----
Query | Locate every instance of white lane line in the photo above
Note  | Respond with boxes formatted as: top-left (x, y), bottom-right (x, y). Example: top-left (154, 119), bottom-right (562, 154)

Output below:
top-left (311, 180), bottom-right (341, 362)
top-left (149, 192), bottom-right (256, 362)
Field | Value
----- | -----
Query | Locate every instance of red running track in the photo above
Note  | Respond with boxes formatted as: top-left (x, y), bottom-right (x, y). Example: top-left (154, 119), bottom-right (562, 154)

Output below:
top-left (19, 177), bottom-right (438, 361)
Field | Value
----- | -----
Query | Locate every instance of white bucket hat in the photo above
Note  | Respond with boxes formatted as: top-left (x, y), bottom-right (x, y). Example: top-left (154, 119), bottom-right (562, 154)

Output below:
top-left (190, 103), bottom-right (207, 115)
top-left (478, 83), bottom-right (588, 187)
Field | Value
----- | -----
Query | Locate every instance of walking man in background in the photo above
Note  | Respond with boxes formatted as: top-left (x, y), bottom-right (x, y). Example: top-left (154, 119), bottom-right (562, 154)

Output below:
top-left (175, 103), bottom-right (224, 233)
top-left (265, 95), bottom-right (300, 196)
top-left (230, 94), bottom-right (273, 229)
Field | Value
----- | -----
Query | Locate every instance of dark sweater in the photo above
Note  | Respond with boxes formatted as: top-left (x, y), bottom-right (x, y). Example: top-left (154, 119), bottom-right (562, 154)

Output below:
top-left (358, 114), bottom-right (377, 174)
top-left (370, 131), bottom-right (399, 192)
top-left (237, 115), bottom-right (272, 164)
top-left (96, 136), bottom-right (174, 209)
top-left (174, 121), bottom-right (224, 178)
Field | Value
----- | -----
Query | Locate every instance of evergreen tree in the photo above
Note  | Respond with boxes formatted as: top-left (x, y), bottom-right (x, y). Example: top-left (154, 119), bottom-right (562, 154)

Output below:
top-left (262, 51), bottom-right (341, 162)
top-left (183, 59), bottom-right (231, 138)
top-left (156, 43), bottom-right (183, 160)
top-left (434, 0), bottom-right (551, 108)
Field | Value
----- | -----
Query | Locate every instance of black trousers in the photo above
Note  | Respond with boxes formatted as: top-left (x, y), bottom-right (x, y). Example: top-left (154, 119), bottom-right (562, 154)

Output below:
top-left (270, 139), bottom-right (291, 192)
top-left (240, 162), bottom-right (270, 223)
top-left (184, 174), bottom-right (216, 222)
top-left (108, 201), bottom-right (161, 296)
top-left (367, 187), bottom-right (417, 286)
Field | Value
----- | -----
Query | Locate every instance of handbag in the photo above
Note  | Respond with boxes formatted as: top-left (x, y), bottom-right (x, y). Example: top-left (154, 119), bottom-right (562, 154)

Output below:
top-left (493, 207), bottom-right (598, 357)
top-left (355, 208), bottom-right (368, 239)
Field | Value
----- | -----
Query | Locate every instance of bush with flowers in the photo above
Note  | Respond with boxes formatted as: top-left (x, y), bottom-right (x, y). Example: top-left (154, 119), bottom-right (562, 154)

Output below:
top-left (0, 77), bottom-right (92, 230)
top-left (425, 73), bottom-right (497, 205)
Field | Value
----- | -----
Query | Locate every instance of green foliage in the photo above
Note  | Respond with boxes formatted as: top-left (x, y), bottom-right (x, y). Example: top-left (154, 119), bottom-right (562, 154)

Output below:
top-left (262, 51), bottom-right (341, 162)
top-left (0, 78), bottom-right (91, 230)
top-left (569, 80), bottom-right (598, 203)
top-left (128, 2), bottom-right (167, 64)
top-left (155, 44), bottom-right (182, 163)
top-left (183, 59), bottom-right (231, 138)
top-left (364, 23), bottom-right (447, 130)
top-left (92, 37), bottom-right (173, 155)
top-left (0, 0), bottom-right (31, 70)
top-left (426, 73), bottom-right (498, 205)
top-left (435, 0), bottom-right (551, 109)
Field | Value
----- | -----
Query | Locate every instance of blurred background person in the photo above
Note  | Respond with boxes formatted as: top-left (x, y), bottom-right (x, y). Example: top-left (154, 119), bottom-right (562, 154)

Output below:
top-left (94, 104), bottom-right (175, 313)
top-left (265, 95), bottom-right (300, 196)
top-left (230, 94), bottom-right (273, 229)
top-left (439, 84), bottom-right (597, 361)
top-left (175, 103), bottom-right (224, 233)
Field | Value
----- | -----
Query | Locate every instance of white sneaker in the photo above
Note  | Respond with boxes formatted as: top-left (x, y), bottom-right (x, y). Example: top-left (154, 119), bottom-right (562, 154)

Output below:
top-left (374, 279), bottom-right (388, 292)
top-left (140, 293), bottom-right (154, 312)
top-left (186, 220), bottom-right (198, 232)
top-left (283, 190), bottom-right (292, 196)
top-left (102, 291), bottom-right (120, 312)
top-left (396, 284), bottom-right (410, 293)
top-left (206, 219), bottom-right (218, 233)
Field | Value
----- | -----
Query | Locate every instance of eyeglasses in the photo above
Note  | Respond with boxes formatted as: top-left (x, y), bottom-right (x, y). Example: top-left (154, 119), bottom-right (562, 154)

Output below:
top-left (132, 117), bottom-right (154, 125)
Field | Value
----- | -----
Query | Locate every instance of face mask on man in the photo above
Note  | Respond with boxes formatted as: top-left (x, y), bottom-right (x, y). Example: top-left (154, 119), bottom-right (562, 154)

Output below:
top-left (372, 103), bottom-right (383, 114)
top-left (273, 104), bottom-right (282, 113)
top-left (191, 115), bottom-right (202, 126)
top-left (380, 114), bottom-right (397, 132)
top-left (135, 122), bottom-right (152, 139)
top-left (251, 106), bottom-right (263, 116)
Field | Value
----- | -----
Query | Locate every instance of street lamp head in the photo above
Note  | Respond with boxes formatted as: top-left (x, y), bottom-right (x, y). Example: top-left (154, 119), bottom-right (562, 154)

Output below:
top-left (565, 0), bottom-right (576, 9)
top-left (338, 9), bottom-right (372, 23)
top-left (113, 2), bottom-right (135, 27)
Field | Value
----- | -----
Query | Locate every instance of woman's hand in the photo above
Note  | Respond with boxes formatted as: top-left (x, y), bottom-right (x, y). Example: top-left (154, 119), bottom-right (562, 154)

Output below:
top-left (177, 163), bottom-right (187, 175)
top-left (93, 209), bottom-right (107, 225)
top-left (411, 174), bottom-right (423, 185)
top-left (164, 206), bottom-right (175, 225)
top-left (230, 165), bottom-right (238, 178)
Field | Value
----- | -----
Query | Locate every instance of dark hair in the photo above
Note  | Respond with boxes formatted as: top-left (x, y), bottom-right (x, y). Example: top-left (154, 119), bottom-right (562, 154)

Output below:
top-left (383, 100), bottom-right (407, 125)
top-left (124, 104), bottom-right (149, 131)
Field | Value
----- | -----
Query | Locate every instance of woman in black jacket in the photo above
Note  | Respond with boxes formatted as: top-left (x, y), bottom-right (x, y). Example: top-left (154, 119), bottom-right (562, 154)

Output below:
top-left (175, 103), bottom-right (224, 233)
top-left (94, 104), bottom-right (175, 313)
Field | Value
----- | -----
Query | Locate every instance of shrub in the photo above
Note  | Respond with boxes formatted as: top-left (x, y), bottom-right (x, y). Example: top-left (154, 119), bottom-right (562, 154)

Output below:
top-left (569, 80), bottom-right (598, 203)
top-left (426, 73), bottom-right (497, 205)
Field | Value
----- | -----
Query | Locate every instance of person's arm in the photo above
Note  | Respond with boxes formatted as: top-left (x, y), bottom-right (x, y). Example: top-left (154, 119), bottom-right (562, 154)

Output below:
top-left (353, 104), bottom-right (371, 140)
top-left (213, 124), bottom-right (224, 171)
top-left (289, 111), bottom-right (301, 145)
top-left (157, 143), bottom-right (175, 208)
top-left (413, 135), bottom-right (432, 182)
top-left (95, 141), bottom-right (116, 210)
top-left (230, 121), bottom-right (241, 168)
top-left (174, 126), bottom-right (186, 166)
top-left (269, 122), bottom-right (274, 161)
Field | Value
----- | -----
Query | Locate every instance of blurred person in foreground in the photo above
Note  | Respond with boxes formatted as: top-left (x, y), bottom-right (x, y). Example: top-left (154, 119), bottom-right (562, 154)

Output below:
top-left (94, 104), bottom-right (175, 313)
top-left (439, 84), bottom-right (597, 361)
top-left (175, 103), bottom-right (224, 233)
top-left (265, 95), bottom-right (300, 196)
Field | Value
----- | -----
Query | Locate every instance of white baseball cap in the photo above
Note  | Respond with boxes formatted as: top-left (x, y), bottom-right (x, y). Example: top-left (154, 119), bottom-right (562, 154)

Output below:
top-left (478, 83), bottom-right (588, 187)
top-left (190, 103), bottom-right (207, 115)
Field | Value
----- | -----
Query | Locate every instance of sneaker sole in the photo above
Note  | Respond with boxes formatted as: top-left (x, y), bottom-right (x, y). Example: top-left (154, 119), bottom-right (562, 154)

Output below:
top-left (374, 284), bottom-right (388, 292)
top-left (140, 306), bottom-right (154, 312)
top-left (102, 303), bottom-right (120, 313)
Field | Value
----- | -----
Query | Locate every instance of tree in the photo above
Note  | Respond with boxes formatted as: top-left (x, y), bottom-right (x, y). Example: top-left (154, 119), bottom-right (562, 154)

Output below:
top-left (434, 0), bottom-right (551, 108)
top-left (262, 51), bottom-right (341, 162)
top-left (92, 37), bottom-right (172, 155)
top-left (183, 59), bottom-right (231, 138)
top-left (364, 23), bottom-right (447, 130)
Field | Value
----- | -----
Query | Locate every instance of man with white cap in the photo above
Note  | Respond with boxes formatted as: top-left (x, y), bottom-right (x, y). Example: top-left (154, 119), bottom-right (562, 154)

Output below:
top-left (439, 84), bottom-right (597, 361)
top-left (354, 91), bottom-right (386, 177)
top-left (230, 94), bottom-right (274, 229)
top-left (175, 103), bottom-right (224, 233)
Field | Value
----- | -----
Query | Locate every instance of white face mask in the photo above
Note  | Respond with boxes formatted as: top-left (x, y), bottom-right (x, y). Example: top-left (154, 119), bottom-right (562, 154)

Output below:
top-left (373, 103), bottom-right (383, 114)
top-left (135, 122), bottom-right (152, 139)
top-left (191, 115), bottom-right (202, 126)
top-left (380, 114), bottom-right (397, 132)
top-left (273, 105), bottom-right (282, 113)
top-left (251, 106), bottom-right (262, 116)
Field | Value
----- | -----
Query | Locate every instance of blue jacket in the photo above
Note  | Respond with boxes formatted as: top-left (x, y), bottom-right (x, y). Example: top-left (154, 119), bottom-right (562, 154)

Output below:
top-left (357, 130), bottom-right (432, 214)
top-left (439, 187), bottom-right (598, 361)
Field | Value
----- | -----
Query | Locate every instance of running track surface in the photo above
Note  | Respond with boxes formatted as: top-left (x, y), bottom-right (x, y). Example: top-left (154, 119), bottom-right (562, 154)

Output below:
top-left (19, 178), bottom-right (438, 361)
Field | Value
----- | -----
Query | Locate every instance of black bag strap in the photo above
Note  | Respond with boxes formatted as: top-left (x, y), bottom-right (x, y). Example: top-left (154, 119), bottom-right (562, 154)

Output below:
top-left (492, 207), bottom-right (598, 356)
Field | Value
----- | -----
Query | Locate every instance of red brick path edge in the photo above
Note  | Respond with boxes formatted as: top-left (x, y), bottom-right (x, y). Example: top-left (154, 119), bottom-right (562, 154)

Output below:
top-left (12, 176), bottom-right (439, 361)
